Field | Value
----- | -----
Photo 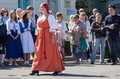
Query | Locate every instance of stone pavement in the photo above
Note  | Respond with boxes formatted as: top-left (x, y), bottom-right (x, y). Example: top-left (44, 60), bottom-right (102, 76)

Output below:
top-left (0, 60), bottom-right (120, 79)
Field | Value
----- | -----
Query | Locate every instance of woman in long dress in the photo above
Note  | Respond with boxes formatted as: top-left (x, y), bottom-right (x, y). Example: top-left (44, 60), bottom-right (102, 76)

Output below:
top-left (6, 10), bottom-right (23, 66)
top-left (18, 10), bottom-right (34, 65)
top-left (30, 3), bottom-right (65, 75)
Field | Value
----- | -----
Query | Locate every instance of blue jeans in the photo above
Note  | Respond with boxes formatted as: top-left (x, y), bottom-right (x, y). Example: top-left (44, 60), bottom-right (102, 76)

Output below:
top-left (108, 36), bottom-right (120, 63)
top-left (91, 37), bottom-right (105, 63)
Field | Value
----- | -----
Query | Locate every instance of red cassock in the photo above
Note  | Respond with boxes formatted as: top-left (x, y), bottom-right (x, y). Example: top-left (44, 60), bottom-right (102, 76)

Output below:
top-left (32, 17), bottom-right (65, 72)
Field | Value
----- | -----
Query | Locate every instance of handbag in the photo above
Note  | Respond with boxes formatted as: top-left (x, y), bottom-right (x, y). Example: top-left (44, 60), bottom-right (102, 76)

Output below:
top-left (80, 37), bottom-right (87, 51)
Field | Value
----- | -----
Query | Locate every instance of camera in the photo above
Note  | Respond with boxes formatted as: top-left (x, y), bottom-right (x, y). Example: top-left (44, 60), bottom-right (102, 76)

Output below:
top-left (114, 23), bottom-right (119, 29)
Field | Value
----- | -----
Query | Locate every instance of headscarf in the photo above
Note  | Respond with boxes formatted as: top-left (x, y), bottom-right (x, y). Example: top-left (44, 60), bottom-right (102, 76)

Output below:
top-left (42, 2), bottom-right (49, 13)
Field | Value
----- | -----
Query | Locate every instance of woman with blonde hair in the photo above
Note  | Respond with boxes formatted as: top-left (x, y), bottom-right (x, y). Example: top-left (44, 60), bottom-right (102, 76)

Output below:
top-left (16, 8), bottom-right (22, 20)
top-left (6, 10), bottom-right (23, 66)
top-left (79, 12), bottom-right (92, 60)
top-left (91, 13), bottom-right (106, 64)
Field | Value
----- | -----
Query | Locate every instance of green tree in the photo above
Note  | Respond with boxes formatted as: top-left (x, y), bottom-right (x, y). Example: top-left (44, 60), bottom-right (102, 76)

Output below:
top-left (76, 0), bottom-right (88, 10)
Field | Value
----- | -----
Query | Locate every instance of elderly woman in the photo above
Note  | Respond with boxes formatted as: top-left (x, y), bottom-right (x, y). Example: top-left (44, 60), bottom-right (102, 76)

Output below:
top-left (71, 14), bottom-right (87, 64)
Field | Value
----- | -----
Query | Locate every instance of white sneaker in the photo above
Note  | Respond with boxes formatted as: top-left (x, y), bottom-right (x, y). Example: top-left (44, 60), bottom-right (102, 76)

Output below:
top-left (14, 63), bottom-right (18, 66)
top-left (8, 63), bottom-right (12, 66)
top-left (26, 60), bottom-right (30, 65)
top-left (24, 61), bottom-right (27, 65)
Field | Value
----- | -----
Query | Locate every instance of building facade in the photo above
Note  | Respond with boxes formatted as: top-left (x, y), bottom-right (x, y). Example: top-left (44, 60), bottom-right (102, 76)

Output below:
top-left (106, 0), bottom-right (120, 14)
top-left (0, 0), bottom-right (76, 20)
top-left (88, 0), bottom-right (120, 14)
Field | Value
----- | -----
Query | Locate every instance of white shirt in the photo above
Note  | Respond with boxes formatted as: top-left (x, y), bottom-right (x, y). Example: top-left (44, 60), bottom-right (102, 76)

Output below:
top-left (68, 21), bottom-right (75, 33)
top-left (83, 20), bottom-right (92, 42)
top-left (37, 14), bottom-right (59, 33)
top-left (57, 21), bottom-right (68, 39)
top-left (6, 20), bottom-right (21, 35)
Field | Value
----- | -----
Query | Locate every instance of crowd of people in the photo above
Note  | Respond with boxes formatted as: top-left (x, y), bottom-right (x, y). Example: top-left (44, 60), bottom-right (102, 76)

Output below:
top-left (0, 2), bottom-right (120, 75)
top-left (68, 4), bottom-right (120, 65)
top-left (0, 6), bottom-right (38, 66)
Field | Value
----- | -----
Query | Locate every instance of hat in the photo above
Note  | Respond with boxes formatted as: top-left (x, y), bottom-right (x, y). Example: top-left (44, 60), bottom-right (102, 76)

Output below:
top-left (41, 2), bottom-right (49, 13)
top-left (26, 6), bottom-right (34, 10)
top-left (21, 10), bottom-right (28, 18)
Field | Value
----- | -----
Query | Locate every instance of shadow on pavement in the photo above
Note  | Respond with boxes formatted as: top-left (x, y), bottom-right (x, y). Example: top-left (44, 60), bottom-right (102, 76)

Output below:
top-left (64, 63), bottom-right (95, 67)
top-left (37, 73), bottom-right (109, 78)
top-left (0, 65), bottom-right (31, 70)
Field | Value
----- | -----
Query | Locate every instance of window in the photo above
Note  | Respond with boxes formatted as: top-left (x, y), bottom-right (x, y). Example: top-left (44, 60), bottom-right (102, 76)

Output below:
top-left (18, 0), bottom-right (31, 10)
top-left (47, 0), bottom-right (58, 15)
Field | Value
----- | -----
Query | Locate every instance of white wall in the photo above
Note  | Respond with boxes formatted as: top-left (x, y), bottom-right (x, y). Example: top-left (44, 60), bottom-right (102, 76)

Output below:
top-left (34, 0), bottom-right (47, 16)
top-left (61, 0), bottom-right (76, 21)
top-left (0, 0), bottom-right (18, 12)
top-left (34, 0), bottom-right (76, 21)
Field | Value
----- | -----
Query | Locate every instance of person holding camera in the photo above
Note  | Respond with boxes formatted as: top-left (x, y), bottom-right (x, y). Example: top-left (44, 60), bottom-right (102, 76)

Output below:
top-left (105, 4), bottom-right (120, 65)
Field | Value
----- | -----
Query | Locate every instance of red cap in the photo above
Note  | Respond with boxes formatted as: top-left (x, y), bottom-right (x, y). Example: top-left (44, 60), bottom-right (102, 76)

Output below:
top-left (42, 2), bottom-right (49, 13)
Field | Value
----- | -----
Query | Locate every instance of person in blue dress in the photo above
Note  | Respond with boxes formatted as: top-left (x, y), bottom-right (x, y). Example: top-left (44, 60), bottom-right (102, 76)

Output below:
top-left (6, 10), bottom-right (23, 66)
top-left (0, 8), bottom-right (9, 66)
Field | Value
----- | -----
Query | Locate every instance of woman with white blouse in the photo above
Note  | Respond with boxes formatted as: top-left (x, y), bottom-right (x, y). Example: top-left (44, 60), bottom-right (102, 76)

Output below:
top-left (6, 10), bottom-right (23, 66)
top-left (56, 12), bottom-right (67, 60)
top-left (30, 3), bottom-right (65, 75)
top-left (18, 10), bottom-right (34, 65)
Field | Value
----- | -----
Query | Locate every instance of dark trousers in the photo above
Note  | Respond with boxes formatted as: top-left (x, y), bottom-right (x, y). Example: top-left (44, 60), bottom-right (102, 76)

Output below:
top-left (0, 39), bottom-right (6, 54)
top-left (108, 36), bottom-right (120, 63)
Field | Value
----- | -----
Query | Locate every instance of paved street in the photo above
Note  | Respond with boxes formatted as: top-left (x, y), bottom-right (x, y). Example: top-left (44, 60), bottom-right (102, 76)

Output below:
top-left (0, 60), bottom-right (120, 79)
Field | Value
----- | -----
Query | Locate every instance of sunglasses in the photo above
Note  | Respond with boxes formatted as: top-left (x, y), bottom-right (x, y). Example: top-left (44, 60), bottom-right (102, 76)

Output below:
top-left (93, 10), bottom-right (98, 12)
top-left (81, 14), bottom-right (86, 16)
top-left (3, 11), bottom-right (7, 13)
top-left (79, 10), bottom-right (84, 12)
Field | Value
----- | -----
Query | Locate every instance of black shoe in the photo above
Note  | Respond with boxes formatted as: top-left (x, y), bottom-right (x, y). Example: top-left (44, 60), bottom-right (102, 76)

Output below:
top-left (111, 62), bottom-right (116, 65)
top-left (91, 62), bottom-right (94, 64)
top-left (29, 71), bottom-right (39, 75)
top-left (107, 59), bottom-right (111, 62)
top-left (53, 71), bottom-right (61, 75)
